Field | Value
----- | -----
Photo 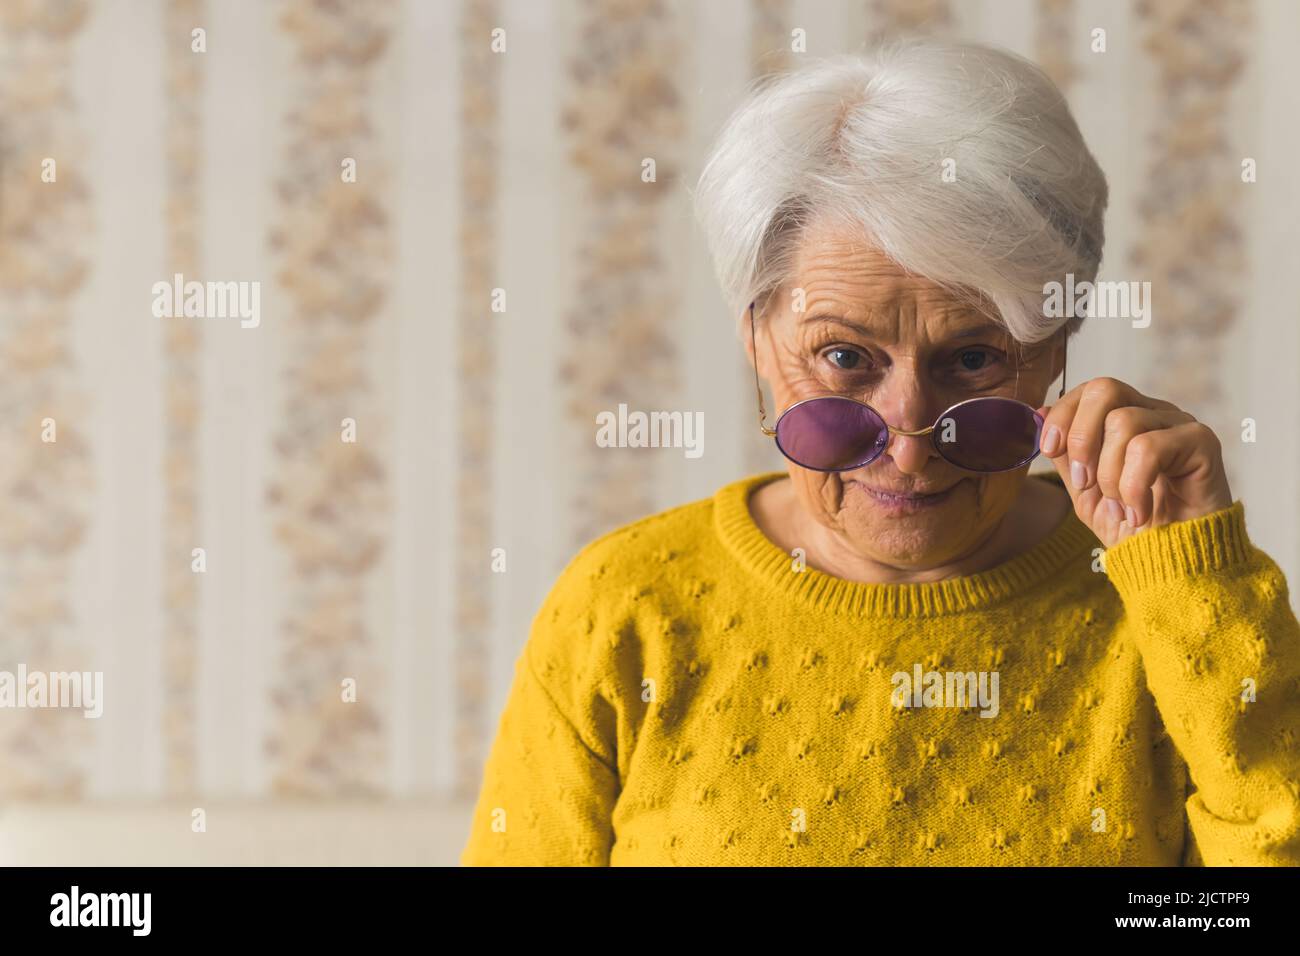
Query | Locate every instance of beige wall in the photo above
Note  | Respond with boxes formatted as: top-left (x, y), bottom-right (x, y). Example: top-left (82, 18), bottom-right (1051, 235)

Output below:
top-left (0, 0), bottom-right (1295, 863)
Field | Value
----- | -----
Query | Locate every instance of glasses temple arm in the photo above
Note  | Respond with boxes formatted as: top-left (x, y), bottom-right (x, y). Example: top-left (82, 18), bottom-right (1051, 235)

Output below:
top-left (750, 302), bottom-right (777, 437)
top-left (1059, 326), bottom-right (1068, 400)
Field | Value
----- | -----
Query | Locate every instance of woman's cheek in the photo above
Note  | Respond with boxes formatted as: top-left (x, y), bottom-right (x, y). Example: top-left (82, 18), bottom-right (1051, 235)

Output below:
top-left (790, 469), bottom-right (842, 530)
top-left (973, 473), bottom-right (1020, 519)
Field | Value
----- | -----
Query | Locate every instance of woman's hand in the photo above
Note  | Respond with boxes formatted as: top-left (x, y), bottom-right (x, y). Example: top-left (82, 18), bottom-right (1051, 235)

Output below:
top-left (1035, 377), bottom-right (1233, 548)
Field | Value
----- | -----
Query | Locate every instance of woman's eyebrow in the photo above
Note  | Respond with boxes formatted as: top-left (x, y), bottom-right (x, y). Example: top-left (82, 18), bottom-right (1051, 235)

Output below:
top-left (949, 326), bottom-right (1007, 341)
top-left (802, 315), bottom-right (1008, 342)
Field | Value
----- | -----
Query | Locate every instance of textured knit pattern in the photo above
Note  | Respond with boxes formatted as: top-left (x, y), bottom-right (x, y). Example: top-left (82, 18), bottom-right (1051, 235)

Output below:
top-left (461, 471), bottom-right (1300, 866)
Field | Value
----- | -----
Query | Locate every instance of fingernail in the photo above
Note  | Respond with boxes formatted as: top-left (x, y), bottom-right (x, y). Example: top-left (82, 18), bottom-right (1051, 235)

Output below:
top-left (1041, 425), bottom-right (1062, 456)
top-left (1070, 459), bottom-right (1087, 489)
top-left (1125, 505), bottom-right (1138, 526)
top-left (1105, 498), bottom-right (1123, 522)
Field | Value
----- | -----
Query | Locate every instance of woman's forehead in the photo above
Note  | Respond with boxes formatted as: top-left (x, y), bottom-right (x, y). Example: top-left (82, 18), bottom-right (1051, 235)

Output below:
top-left (775, 226), bottom-right (1011, 339)
top-left (792, 310), bottom-right (1010, 346)
top-left (791, 234), bottom-right (970, 307)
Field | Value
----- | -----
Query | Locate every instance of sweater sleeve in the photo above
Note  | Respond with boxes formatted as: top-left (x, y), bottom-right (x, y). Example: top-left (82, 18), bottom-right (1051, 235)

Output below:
top-left (1103, 500), bottom-right (1300, 866)
top-left (459, 642), bottom-right (620, 866)
top-left (459, 543), bottom-right (624, 867)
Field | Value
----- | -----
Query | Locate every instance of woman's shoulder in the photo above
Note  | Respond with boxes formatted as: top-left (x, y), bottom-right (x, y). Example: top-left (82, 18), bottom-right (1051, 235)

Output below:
top-left (556, 480), bottom-right (733, 582)
top-left (522, 480), bottom-right (736, 691)
top-left (533, 472), bottom-right (777, 630)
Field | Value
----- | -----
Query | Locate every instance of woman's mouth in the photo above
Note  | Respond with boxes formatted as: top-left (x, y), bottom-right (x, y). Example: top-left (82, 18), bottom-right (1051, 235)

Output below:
top-left (850, 480), bottom-right (959, 514)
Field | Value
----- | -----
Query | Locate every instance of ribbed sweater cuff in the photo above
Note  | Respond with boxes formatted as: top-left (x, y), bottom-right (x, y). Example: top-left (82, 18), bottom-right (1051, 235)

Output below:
top-left (1103, 500), bottom-right (1252, 598)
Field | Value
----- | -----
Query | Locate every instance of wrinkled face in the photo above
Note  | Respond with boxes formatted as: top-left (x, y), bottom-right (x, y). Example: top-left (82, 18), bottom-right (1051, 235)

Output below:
top-left (750, 221), bottom-right (1061, 569)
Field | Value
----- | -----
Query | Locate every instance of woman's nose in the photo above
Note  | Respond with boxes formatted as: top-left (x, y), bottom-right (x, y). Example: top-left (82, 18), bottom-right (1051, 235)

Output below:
top-left (873, 381), bottom-right (941, 474)
top-left (883, 429), bottom-right (937, 474)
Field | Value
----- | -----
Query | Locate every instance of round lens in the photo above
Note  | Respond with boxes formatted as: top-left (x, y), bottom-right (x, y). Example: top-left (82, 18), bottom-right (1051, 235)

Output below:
top-left (932, 397), bottom-right (1042, 472)
top-left (774, 396), bottom-right (889, 472)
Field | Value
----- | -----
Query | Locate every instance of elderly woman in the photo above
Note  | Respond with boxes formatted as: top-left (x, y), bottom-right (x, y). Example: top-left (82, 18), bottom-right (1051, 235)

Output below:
top-left (461, 40), bottom-right (1300, 866)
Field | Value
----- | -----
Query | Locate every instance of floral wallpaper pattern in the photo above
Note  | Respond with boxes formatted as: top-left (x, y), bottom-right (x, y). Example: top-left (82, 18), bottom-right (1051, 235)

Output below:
top-left (1132, 0), bottom-right (1249, 419)
top-left (454, 0), bottom-right (499, 799)
top-left (1035, 0), bottom-right (1077, 92)
top-left (162, 0), bottom-right (204, 797)
top-left (870, 0), bottom-right (950, 37)
top-left (0, 0), bottom-right (1273, 803)
top-left (0, 0), bottom-right (94, 797)
top-left (265, 0), bottom-right (394, 796)
top-left (559, 0), bottom-right (684, 548)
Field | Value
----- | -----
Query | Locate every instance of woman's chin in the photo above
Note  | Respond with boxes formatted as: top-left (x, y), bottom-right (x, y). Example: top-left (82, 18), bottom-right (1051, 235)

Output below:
top-left (839, 479), bottom-right (973, 564)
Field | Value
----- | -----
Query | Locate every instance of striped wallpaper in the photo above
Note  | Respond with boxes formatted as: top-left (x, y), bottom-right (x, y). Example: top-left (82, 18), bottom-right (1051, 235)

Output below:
top-left (0, 0), bottom-right (1294, 804)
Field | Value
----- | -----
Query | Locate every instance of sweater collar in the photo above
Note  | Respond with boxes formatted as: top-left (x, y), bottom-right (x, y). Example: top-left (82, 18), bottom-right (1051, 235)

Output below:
top-left (712, 470), bottom-right (1099, 618)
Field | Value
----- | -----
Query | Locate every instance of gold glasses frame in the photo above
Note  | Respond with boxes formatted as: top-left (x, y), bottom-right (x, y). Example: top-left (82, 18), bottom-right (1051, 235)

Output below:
top-left (746, 300), bottom-right (1069, 472)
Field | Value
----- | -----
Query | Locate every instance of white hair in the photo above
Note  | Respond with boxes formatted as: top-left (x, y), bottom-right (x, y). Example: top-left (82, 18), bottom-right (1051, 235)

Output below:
top-left (690, 39), bottom-right (1108, 344)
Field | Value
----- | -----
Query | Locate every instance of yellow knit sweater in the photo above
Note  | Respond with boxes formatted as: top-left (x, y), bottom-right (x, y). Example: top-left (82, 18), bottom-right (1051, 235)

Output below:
top-left (461, 471), bottom-right (1300, 866)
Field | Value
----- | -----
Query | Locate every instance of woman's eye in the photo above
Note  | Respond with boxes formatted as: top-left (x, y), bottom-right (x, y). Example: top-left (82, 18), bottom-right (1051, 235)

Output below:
top-left (958, 349), bottom-right (993, 371)
top-left (826, 348), bottom-right (864, 370)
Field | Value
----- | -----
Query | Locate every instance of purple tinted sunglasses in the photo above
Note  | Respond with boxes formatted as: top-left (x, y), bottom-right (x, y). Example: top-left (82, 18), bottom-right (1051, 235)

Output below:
top-left (749, 301), bottom-right (1067, 474)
